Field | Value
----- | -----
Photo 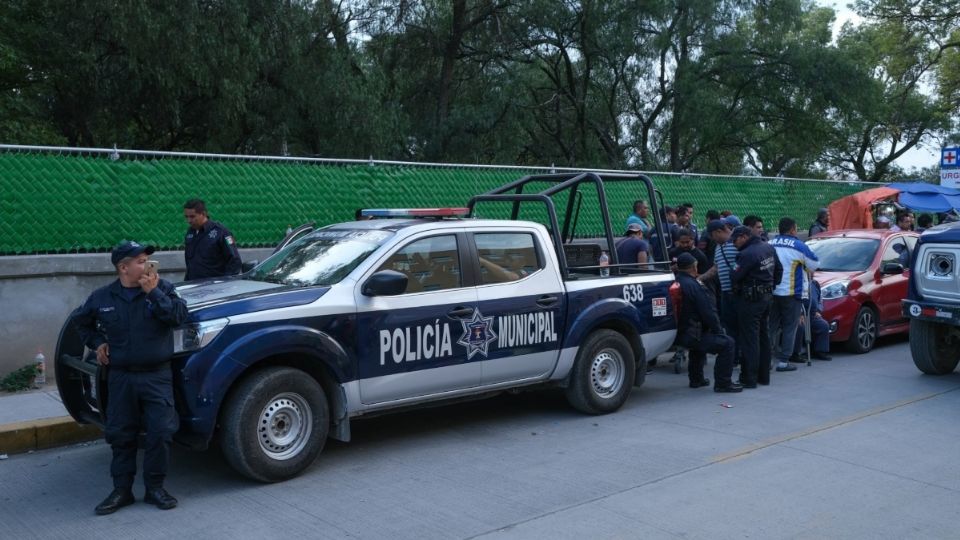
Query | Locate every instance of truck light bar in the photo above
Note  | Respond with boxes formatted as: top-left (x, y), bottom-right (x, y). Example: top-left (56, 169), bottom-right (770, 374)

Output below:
top-left (361, 208), bottom-right (470, 218)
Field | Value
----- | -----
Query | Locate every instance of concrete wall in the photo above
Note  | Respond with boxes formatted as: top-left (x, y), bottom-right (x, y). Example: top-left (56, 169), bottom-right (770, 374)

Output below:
top-left (0, 248), bottom-right (274, 378)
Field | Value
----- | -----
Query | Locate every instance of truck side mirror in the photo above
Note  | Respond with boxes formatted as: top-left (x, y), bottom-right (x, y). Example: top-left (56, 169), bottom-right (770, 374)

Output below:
top-left (881, 262), bottom-right (904, 275)
top-left (362, 270), bottom-right (408, 296)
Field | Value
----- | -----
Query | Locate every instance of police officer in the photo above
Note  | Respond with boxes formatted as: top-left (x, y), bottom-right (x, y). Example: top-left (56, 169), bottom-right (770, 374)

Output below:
top-left (675, 253), bottom-right (742, 393)
top-left (183, 199), bottom-right (242, 281)
top-left (71, 241), bottom-right (188, 515)
top-left (729, 226), bottom-right (782, 388)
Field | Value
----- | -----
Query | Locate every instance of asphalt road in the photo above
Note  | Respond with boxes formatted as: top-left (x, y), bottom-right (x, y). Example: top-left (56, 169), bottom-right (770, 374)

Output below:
top-left (2, 336), bottom-right (959, 540)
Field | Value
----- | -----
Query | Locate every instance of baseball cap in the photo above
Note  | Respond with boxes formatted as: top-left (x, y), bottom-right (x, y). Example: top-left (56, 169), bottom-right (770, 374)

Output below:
top-left (111, 240), bottom-right (155, 265)
top-left (626, 223), bottom-right (643, 233)
top-left (722, 215), bottom-right (742, 227)
top-left (675, 252), bottom-right (697, 270)
top-left (706, 220), bottom-right (726, 235)
top-left (730, 226), bottom-right (753, 242)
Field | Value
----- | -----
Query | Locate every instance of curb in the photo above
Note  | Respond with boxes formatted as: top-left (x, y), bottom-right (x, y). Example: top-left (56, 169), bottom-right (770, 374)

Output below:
top-left (0, 416), bottom-right (101, 455)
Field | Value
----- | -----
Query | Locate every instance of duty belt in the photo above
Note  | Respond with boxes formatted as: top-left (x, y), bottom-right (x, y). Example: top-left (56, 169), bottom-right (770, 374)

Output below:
top-left (735, 283), bottom-right (773, 301)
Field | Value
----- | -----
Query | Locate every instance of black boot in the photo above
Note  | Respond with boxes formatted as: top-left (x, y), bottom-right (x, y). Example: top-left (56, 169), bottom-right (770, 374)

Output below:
top-left (95, 488), bottom-right (135, 515)
top-left (714, 383), bottom-right (743, 393)
top-left (144, 487), bottom-right (178, 510)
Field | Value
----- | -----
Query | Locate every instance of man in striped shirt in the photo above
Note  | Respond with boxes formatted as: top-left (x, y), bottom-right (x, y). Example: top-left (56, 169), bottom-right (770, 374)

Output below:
top-left (699, 220), bottom-right (740, 345)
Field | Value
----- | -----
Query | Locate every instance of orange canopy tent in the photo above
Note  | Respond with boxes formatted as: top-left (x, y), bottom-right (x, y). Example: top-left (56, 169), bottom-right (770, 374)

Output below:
top-left (827, 186), bottom-right (900, 230)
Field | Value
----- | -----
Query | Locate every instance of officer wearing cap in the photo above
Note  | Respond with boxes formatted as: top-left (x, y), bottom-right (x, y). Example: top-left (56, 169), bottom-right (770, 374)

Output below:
top-left (70, 241), bottom-right (188, 515)
top-left (674, 253), bottom-right (742, 392)
top-left (729, 226), bottom-right (782, 388)
top-left (615, 223), bottom-right (649, 266)
top-left (183, 199), bottom-right (242, 281)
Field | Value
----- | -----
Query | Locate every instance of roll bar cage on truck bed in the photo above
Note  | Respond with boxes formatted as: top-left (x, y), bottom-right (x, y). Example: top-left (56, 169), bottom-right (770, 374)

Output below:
top-left (467, 171), bottom-right (672, 278)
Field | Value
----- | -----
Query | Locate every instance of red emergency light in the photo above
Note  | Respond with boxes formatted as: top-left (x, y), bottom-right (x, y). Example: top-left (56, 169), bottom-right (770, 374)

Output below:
top-left (360, 208), bottom-right (471, 219)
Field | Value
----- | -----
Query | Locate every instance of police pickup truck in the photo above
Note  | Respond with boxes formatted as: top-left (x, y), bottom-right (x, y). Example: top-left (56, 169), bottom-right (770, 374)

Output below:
top-left (903, 222), bottom-right (960, 375)
top-left (56, 172), bottom-right (678, 482)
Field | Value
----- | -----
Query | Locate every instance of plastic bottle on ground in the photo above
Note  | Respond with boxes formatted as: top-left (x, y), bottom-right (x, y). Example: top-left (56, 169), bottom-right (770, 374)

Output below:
top-left (34, 350), bottom-right (46, 387)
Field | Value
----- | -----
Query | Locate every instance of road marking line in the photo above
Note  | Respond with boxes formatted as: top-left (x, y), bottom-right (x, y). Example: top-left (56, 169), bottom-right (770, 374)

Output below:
top-left (710, 386), bottom-right (960, 464)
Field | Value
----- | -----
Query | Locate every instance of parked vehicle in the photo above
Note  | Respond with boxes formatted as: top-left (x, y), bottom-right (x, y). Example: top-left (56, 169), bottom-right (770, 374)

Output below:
top-left (805, 229), bottom-right (918, 353)
top-left (56, 172), bottom-right (678, 482)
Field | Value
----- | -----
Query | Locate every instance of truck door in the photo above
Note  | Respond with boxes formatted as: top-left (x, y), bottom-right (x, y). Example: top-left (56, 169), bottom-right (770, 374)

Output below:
top-left (468, 229), bottom-right (566, 384)
top-left (355, 232), bottom-right (481, 404)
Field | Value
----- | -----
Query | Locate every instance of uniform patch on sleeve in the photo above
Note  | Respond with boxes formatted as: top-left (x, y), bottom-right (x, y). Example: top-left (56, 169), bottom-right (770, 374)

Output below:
top-left (225, 235), bottom-right (235, 245)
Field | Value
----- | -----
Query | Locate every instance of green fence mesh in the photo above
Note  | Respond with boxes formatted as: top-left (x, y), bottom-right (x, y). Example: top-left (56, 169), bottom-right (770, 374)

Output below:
top-left (0, 149), bottom-right (877, 255)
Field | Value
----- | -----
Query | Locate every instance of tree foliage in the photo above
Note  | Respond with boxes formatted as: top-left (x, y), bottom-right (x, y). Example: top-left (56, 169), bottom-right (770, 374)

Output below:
top-left (0, 0), bottom-right (954, 181)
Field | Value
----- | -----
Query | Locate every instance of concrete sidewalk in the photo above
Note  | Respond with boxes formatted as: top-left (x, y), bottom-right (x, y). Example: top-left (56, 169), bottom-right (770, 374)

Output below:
top-left (0, 386), bottom-right (100, 455)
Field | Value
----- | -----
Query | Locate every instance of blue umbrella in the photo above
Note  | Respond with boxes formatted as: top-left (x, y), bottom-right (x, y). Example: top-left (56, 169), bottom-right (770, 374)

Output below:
top-left (887, 182), bottom-right (960, 212)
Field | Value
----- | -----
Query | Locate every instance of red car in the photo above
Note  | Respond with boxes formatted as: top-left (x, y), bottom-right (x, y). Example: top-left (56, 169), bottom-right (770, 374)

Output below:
top-left (806, 229), bottom-right (919, 353)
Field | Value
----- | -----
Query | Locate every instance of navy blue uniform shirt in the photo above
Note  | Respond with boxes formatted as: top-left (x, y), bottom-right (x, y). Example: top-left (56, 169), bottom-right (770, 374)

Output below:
top-left (184, 220), bottom-right (242, 281)
top-left (71, 279), bottom-right (188, 368)
top-left (677, 272), bottom-right (722, 338)
top-left (615, 236), bottom-right (649, 265)
top-left (730, 235), bottom-right (782, 287)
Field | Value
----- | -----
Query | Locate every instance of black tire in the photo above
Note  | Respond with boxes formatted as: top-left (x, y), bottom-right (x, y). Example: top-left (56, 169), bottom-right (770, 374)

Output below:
top-left (565, 329), bottom-right (636, 414)
top-left (219, 367), bottom-right (329, 482)
top-left (846, 306), bottom-right (878, 354)
top-left (910, 319), bottom-right (960, 375)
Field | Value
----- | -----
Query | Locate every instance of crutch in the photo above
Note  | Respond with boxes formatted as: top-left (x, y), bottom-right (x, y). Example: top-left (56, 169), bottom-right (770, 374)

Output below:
top-left (804, 298), bottom-right (812, 366)
top-left (804, 270), bottom-right (813, 366)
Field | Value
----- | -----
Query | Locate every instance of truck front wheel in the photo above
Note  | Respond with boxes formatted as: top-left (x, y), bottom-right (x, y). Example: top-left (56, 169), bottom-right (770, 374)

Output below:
top-left (565, 330), bottom-right (635, 414)
top-left (910, 319), bottom-right (960, 375)
top-left (220, 367), bottom-right (329, 482)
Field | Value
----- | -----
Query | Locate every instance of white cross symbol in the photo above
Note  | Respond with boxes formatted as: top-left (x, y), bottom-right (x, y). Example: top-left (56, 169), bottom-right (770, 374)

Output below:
top-left (946, 151), bottom-right (957, 165)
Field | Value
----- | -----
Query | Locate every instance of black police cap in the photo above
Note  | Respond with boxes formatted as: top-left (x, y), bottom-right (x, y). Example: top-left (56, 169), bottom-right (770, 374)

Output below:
top-left (111, 241), bottom-right (155, 265)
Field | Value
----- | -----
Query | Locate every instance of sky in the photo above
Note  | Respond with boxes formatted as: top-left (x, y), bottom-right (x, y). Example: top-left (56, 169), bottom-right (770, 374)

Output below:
top-left (816, 0), bottom-right (943, 173)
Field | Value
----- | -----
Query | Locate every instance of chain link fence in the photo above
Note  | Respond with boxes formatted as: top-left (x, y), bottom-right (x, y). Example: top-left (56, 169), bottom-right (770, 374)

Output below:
top-left (0, 145), bottom-right (880, 255)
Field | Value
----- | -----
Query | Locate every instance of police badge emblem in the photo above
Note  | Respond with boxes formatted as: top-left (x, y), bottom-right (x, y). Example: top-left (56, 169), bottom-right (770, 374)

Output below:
top-left (457, 310), bottom-right (497, 359)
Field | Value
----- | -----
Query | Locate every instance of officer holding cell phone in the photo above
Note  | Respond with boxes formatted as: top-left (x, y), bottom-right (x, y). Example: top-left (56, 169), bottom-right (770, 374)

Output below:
top-left (70, 240), bottom-right (188, 515)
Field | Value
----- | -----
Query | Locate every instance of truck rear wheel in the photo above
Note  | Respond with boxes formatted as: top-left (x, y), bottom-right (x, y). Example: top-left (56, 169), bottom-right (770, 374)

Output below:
top-left (565, 330), bottom-right (635, 414)
top-left (220, 367), bottom-right (329, 482)
top-left (910, 319), bottom-right (960, 375)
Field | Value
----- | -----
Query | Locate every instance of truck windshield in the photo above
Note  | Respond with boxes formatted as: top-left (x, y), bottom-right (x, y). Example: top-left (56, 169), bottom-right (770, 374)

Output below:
top-left (806, 237), bottom-right (879, 271)
top-left (249, 229), bottom-right (393, 287)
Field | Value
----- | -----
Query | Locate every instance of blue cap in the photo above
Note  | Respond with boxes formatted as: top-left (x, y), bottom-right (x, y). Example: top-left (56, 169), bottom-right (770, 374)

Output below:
top-left (730, 226), bottom-right (753, 242)
top-left (722, 215), bottom-right (742, 227)
top-left (111, 241), bottom-right (155, 265)
top-left (675, 252), bottom-right (697, 270)
top-left (706, 220), bottom-right (726, 234)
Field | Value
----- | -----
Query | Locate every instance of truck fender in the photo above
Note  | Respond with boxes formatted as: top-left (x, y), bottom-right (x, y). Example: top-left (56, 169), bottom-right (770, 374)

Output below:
top-left (194, 325), bottom-right (352, 444)
top-left (556, 298), bottom-right (645, 384)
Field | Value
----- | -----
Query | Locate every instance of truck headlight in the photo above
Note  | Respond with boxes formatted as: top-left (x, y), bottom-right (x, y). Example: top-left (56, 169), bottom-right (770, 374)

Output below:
top-left (173, 318), bottom-right (229, 353)
top-left (821, 281), bottom-right (849, 300)
top-left (927, 253), bottom-right (954, 280)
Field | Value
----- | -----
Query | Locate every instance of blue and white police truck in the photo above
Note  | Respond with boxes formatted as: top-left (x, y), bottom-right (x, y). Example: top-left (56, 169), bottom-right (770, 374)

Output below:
top-left (56, 172), bottom-right (678, 482)
top-left (902, 222), bottom-right (960, 375)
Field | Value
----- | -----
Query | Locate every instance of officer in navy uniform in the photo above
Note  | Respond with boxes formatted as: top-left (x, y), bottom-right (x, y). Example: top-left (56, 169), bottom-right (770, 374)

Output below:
top-left (183, 199), bottom-right (242, 281)
top-left (71, 241), bottom-right (188, 515)
top-left (729, 226), bottom-right (782, 388)
top-left (675, 253), bottom-right (743, 393)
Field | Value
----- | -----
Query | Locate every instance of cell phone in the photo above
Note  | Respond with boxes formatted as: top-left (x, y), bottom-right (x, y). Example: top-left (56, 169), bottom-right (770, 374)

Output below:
top-left (145, 260), bottom-right (160, 275)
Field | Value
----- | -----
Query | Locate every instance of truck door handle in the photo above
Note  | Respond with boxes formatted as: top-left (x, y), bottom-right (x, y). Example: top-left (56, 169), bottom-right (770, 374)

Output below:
top-left (536, 295), bottom-right (559, 307)
top-left (447, 306), bottom-right (474, 318)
